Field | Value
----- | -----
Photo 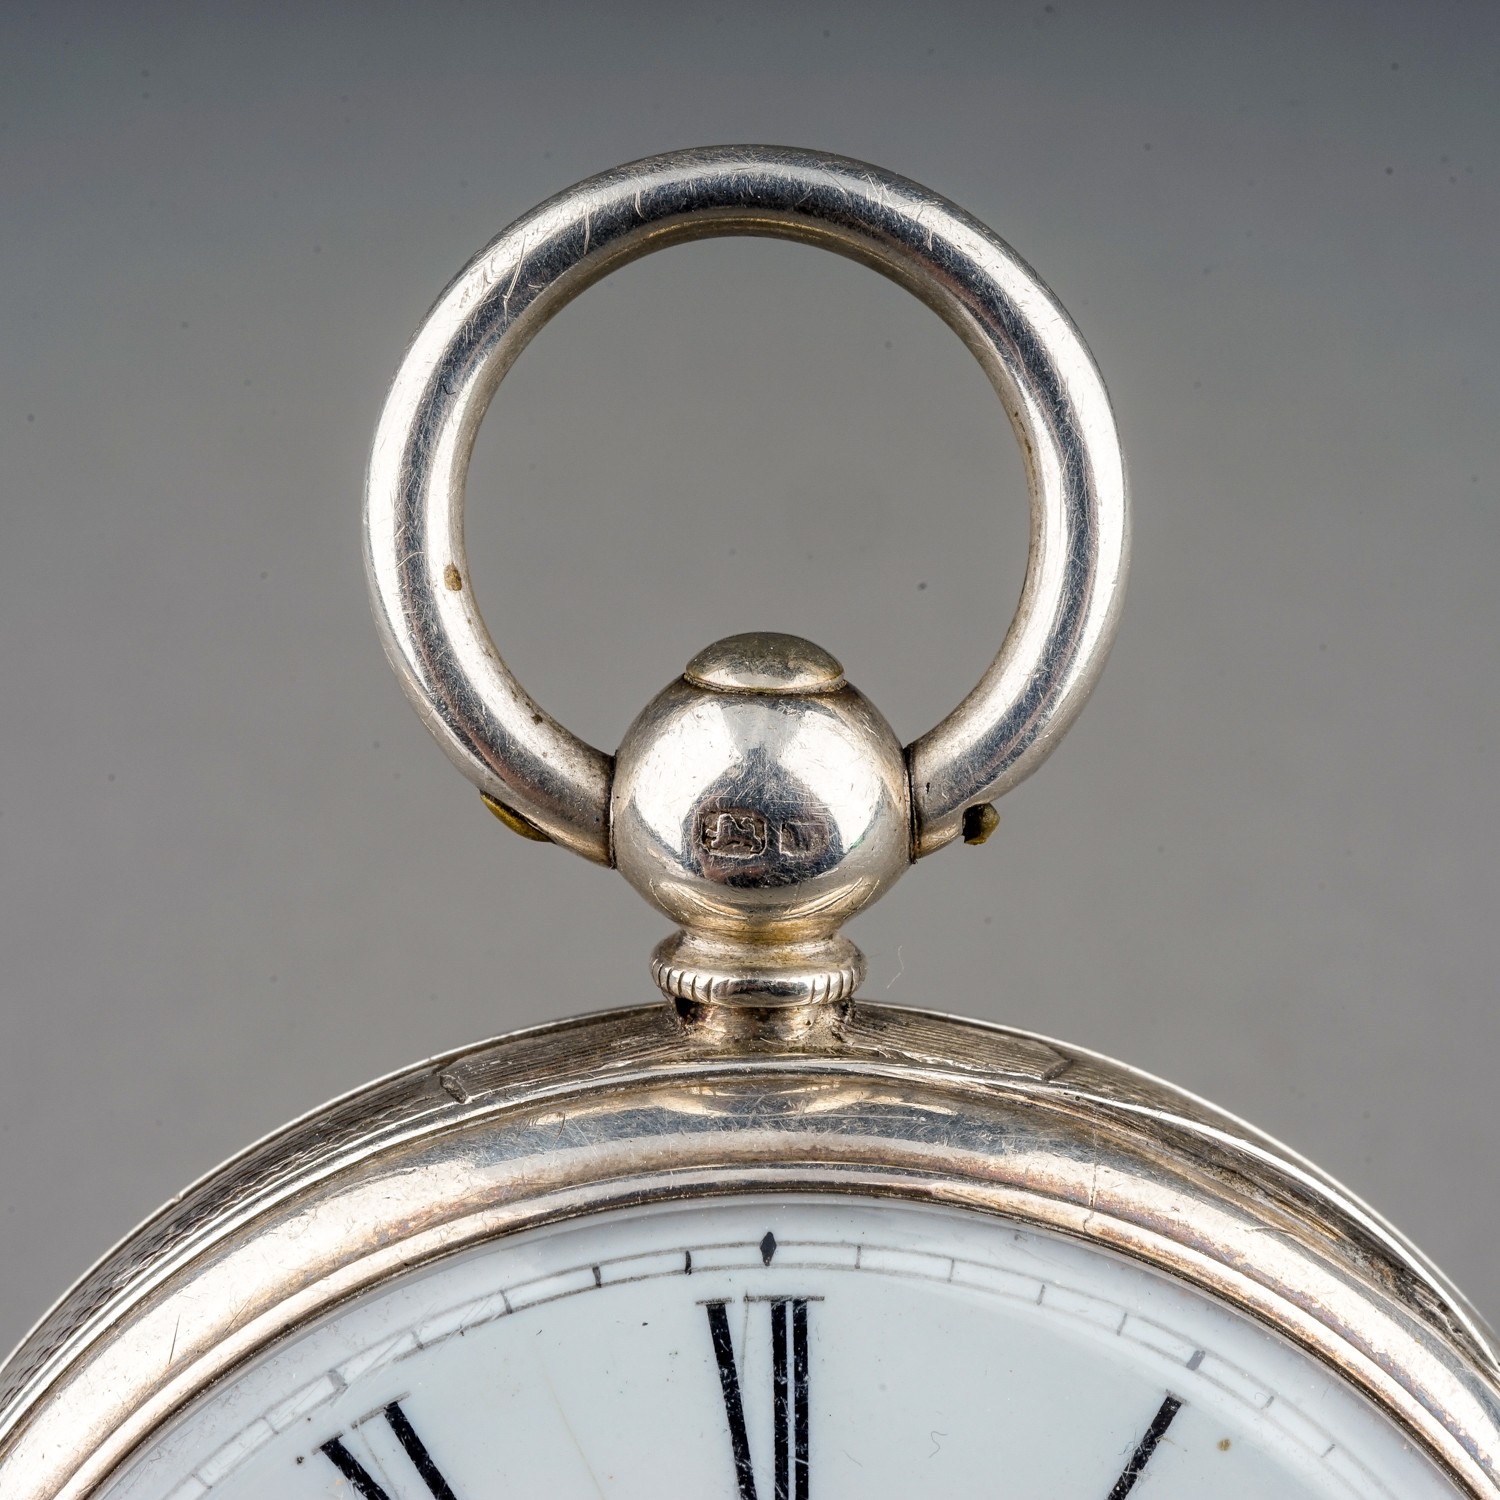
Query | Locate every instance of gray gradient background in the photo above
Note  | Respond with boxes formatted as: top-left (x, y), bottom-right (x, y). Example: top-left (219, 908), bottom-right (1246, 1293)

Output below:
top-left (2, 1), bottom-right (1497, 1355)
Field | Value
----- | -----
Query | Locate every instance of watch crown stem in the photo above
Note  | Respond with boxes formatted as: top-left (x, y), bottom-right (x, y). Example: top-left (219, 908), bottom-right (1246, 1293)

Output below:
top-left (611, 633), bottom-right (912, 1028)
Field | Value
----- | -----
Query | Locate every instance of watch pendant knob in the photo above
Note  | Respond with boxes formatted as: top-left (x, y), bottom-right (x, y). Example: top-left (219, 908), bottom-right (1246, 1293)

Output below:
top-left (611, 633), bottom-right (911, 1017)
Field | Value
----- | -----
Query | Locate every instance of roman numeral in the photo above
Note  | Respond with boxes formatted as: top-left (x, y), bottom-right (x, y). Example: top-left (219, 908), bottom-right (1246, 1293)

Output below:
top-left (317, 1401), bottom-right (458, 1500)
top-left (705, 1299), bottom-right (811, 1500)
top-left (1106, 1394), bottom-right (1183, 1499)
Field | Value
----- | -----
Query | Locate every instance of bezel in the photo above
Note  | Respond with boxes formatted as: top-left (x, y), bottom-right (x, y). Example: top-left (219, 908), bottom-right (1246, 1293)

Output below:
top-left (2, 1001), bottom-right (1498, 1498)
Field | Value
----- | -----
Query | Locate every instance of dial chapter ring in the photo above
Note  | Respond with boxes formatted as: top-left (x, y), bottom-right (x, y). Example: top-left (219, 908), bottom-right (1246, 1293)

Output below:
top-left (365, 145), bottom-right (1128, 861)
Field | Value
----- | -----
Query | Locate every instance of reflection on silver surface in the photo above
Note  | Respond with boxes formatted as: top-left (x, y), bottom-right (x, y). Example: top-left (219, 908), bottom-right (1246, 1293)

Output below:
top-left (1, 1005), bottom-right (1497, 1498)
top-left (612, 636), bottom-right (909, 1006)
top-left (365, 146), bottom-right (1127, 862)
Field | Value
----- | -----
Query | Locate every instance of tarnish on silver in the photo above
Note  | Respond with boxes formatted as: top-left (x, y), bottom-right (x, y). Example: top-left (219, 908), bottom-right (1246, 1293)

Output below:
top-left (1, 1006), bottom-right (1498, 1500)
top-left (364, 145), bottom-right (1128, 866)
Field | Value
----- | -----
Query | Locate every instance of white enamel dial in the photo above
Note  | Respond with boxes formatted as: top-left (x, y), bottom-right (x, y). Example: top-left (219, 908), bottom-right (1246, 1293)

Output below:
top-left (100, 1196), bottom-right (1454, 1500)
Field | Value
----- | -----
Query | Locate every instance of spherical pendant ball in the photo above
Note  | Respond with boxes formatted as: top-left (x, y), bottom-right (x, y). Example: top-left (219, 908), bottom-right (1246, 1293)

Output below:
top-left (611, 634), bottom-right (913, 965)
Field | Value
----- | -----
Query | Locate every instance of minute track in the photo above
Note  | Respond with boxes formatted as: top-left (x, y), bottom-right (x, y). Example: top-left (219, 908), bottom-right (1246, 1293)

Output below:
top-left (66, 1202), bottom-right (1455, 1499)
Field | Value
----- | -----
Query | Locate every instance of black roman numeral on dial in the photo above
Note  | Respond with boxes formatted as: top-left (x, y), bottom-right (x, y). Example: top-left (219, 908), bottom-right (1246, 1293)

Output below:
top-left (1107, 1394), bottom-right (1184, 1499)
top-left (317, 1401), bottom-right (459, 1500)
top-left (705, 1299), bottom-right (811, 1500)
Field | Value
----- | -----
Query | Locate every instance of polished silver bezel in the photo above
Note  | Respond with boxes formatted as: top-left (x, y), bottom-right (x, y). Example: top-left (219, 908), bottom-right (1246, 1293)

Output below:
top-left (1, 1002), bottom-right (1497, 1498)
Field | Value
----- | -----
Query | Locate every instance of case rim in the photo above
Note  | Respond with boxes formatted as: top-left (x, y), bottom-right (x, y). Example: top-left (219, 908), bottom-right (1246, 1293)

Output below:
top-left (2, 1002), bottom-right (1497, 1498)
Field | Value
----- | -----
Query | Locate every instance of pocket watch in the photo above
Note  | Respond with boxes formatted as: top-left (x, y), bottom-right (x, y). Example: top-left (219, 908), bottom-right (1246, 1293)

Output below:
top-left (3, 146), bottom-right (1497, 1500)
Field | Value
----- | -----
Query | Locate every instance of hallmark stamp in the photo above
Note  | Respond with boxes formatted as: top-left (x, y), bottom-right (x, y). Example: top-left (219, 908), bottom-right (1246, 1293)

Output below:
top-left (697, 808), bottom-right (832, 862)
top-left (698, 808), bottom-right (769, 858)
top-left (777, 817), bottom-right (829, 858)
